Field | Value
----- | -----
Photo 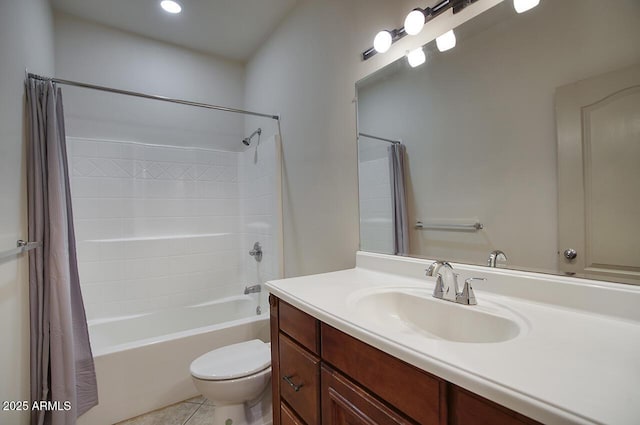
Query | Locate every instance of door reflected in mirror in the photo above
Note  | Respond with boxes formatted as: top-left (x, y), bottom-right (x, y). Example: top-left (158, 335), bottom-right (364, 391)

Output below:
top-left (356, 0), bottom-right (640, 284)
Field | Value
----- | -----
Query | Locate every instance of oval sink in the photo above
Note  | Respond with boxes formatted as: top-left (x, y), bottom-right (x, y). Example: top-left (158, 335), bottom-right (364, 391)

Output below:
top-left (350, 289), bottom-right (522, 343)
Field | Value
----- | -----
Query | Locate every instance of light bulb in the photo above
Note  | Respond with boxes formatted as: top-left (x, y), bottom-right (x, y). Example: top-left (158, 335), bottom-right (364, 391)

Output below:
top-left (436, 29), bottom-right (456, 52)
top-left (407, 48), bottom-right (426, 68)
top-left (404, 9), bottom-right (426, 36)
top-left (160, 0), bottom-right (182, 14)
top-left (513, 0), bottom-right (540, 13)
top-left (373, 31), bottom-right (393, 53)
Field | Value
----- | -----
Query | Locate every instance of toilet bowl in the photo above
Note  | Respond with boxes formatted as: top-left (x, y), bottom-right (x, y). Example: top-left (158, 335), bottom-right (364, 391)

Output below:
top-left (190, 339), bottom-right (272, 425)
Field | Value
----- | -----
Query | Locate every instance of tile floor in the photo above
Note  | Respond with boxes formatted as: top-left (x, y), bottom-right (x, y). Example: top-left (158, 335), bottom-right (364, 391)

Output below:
top-left (116, 396), bottom-right (215, 425)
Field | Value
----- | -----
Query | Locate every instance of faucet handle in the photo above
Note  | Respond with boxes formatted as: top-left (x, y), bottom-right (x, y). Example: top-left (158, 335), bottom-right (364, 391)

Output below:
top-left (456, 277), bottom-right (486, 305)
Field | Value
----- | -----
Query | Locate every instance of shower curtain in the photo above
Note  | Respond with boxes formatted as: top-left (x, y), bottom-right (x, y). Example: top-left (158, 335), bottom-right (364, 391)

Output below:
top-left (26, 78), bottom-right (98, 425)
top-left (388, 143), bottom-right (409, 256)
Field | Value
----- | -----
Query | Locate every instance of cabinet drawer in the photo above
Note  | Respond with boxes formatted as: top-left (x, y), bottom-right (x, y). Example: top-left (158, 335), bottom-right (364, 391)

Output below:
top-left (321, 324), bottom-right (445, 425)
top-left (279, 333), bottom-right (321, 425)
top-left (279, 301), bottom-right (319, 354)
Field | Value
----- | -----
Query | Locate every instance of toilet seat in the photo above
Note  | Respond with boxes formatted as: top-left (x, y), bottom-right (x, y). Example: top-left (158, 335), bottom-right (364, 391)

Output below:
top-left (190, 339), bottom-right (270, 381)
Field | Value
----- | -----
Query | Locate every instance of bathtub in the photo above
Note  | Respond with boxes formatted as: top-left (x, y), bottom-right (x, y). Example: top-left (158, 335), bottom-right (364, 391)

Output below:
top-left (78, 295), bottom-right (270, 425)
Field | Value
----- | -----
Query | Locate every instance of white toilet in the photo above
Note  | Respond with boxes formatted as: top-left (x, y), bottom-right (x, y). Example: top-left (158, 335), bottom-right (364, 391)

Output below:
top-left (190, 339), bottom-right (272, 425)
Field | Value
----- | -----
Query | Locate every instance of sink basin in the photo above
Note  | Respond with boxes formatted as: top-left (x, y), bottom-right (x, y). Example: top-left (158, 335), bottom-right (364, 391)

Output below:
top-left (349, 288), bottom-right (522, 343)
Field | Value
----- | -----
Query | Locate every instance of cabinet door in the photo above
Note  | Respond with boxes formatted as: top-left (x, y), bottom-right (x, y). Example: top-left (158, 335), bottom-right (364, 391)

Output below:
top-left (321, 365), bottom-right (416, 425)
top-left (282, 402), bottom-right (306, 425)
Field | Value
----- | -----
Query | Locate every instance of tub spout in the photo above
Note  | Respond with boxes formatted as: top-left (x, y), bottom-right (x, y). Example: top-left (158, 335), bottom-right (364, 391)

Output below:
top-left (244, 285), bottom-right (262, 295)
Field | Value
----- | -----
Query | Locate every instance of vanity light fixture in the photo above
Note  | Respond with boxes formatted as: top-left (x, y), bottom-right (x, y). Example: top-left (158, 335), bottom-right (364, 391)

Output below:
top-left (160, 0), bottom-right (182, 14)
top-left (436, 29), bottom-right (457, 52)
top-left (407, 47), bottom-right (426, 68)
top-left (404, 8), bottom-right (431, 36)
top-left (513, 0), bottom-right (540, 14)
top-left (373, 30), bottom-right (394, 53)
top-left (362, 0), bottom-right (477, 61)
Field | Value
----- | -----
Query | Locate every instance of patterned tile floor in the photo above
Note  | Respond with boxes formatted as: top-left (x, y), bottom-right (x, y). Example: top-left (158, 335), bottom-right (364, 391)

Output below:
top-left (116, 397), bottom-right (216, 425)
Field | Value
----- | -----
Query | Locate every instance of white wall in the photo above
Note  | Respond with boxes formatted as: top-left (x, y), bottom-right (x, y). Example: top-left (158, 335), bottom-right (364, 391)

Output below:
top-left (0, 1), bottom-right (54, 424)
top-left (244, 0), bottom-right (423, 277)
top-left (53, 12), bottom-right (246, 151)
top-left (357, 0), bottom-right (640, 272)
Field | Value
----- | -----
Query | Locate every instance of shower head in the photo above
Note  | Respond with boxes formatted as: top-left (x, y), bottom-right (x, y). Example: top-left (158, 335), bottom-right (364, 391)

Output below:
top-left (242, 128), bottom-right (262, 146)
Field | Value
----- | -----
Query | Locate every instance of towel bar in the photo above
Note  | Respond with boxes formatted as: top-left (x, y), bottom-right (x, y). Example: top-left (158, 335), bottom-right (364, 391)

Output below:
top-left (0, 240), bottom-right (41, 260)
top-left (415, 221), bottom-right (483, 231)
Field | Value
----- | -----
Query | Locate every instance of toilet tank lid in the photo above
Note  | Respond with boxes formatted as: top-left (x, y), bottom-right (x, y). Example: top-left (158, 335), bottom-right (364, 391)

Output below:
top-left (190, 339), bottom-right (271, 380)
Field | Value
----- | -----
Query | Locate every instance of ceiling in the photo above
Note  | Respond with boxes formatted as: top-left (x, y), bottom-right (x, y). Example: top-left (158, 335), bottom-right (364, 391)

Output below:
top-left (50, 0), bottom-right (298, 62)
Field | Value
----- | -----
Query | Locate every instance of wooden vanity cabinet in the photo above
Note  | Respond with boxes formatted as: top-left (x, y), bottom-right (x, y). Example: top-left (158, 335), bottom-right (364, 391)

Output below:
top-left (270, 295), bottom-right (540, 425)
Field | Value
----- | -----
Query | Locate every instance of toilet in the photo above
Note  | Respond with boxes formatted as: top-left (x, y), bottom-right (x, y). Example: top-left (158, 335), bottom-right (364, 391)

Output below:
top-left (190, 339), bottom-right (272, 425)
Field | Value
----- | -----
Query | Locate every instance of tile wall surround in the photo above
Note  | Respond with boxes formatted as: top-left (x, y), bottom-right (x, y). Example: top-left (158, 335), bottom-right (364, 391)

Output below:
top-left (358, 140), bottom-right (393, 254)
top-left (239, 138), bottom-right (281, 299)
top-left (68, 136), bottom-right (281, 320)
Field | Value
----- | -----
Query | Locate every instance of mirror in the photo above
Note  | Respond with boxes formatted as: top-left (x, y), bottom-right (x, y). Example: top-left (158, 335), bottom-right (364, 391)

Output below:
top-left (356, 0), bottom-right (640, 284)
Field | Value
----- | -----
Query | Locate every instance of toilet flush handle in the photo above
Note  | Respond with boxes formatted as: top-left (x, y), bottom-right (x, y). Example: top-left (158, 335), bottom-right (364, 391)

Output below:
top-left (282, 375), bottom-right (303, 392)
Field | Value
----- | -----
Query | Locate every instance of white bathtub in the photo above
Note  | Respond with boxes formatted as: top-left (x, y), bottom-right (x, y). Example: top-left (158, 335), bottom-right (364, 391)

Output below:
top-left (78, 296), bottom-right (270, 425)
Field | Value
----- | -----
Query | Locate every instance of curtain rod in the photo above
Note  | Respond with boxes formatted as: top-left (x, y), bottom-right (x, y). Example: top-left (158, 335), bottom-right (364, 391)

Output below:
top-left (358, 132), bottom-right (401, 144)
top-left (27, 73), bottom-right (280, 121)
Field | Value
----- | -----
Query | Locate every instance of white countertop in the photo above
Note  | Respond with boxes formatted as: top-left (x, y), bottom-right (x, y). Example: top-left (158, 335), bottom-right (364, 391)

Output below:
top-left (266, 252), bottom-right (640, 425)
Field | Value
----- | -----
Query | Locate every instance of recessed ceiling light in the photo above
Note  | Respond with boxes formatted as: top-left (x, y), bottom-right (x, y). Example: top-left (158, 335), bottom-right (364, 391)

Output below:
top-left (160, 0), bottom-right (182, 14)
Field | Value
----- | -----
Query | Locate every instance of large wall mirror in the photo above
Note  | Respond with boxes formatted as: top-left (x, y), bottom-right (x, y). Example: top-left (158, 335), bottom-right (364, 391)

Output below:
top-left (356, 0), bottom-right (640, 284)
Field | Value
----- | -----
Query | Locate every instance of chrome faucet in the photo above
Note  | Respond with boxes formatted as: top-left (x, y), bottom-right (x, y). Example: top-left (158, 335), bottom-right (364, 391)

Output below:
top-left (427, 261), bottom-right (486, 305)
top-left (487, 250), bottom-right (507, 267)
top-left (244, 284), bottom-right (262, 295)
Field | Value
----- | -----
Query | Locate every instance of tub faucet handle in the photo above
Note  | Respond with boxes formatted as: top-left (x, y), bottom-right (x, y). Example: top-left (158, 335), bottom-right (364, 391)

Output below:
top-left (249, 242), bottom-right (262, 262)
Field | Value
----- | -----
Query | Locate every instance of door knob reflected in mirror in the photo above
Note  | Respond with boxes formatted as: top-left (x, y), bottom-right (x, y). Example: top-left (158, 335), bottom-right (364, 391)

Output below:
top-left (563, 249), bottom-right (577, 260)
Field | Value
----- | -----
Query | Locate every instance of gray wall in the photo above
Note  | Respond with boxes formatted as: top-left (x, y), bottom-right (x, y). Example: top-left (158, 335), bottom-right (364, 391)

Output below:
top-left (0, 1), bottom-right (55, 424)
top-left (244, 0), bottom-right (421, 277)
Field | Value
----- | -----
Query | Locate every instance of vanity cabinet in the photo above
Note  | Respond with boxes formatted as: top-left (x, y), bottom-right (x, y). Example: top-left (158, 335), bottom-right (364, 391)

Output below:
top-left (270, 295), bottom-right (540, 425)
